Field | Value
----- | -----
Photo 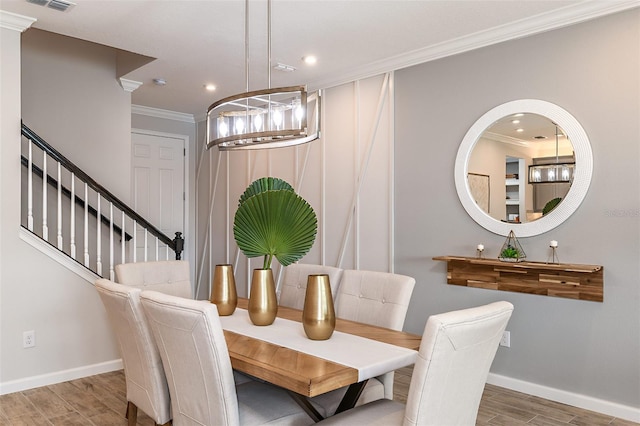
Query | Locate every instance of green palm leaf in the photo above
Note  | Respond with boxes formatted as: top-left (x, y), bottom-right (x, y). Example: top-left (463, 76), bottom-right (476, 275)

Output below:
top-left (234, 189), bottom-right (317, 269)
top-left (238, 177), bottom-right (294, 206)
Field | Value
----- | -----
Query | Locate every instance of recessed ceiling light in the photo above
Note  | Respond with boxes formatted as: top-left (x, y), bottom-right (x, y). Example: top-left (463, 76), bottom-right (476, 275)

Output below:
top-left (273, 63), bottom-right (296, 72)
top-left (205, 84), bottom-right (216, 91)
top-left (511, 119), bottom-right (520, 124)
top-left (516, 128), bottom-right (524, 133)
top-left (513, 113), bottom-right (524, 117)
top-left (302, 55), bottom-right (317, 65)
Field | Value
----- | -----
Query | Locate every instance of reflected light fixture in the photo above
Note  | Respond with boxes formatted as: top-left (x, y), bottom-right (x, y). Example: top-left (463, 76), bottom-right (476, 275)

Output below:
top-left (206, 0), bottom-right (321, 151)
top-left (528, 123), bottom-right (575, 184)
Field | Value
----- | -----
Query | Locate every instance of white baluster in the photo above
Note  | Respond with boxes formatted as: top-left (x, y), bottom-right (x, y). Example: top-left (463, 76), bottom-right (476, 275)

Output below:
top-left (132, 220), bottom-right (137, 263)
top-left (70, 173), bottom-right (76, 259)
top-left (155, 236), bottom-right (159, 261)
top-left (27, 141), bottom-right (33, 231)
top-left (96, 195), bottom-right (102, 276)
top-left (42, 150), bottom-right (48, 240)
top-left (57, 162), bottom-right (62, 250)
top-left (121, 211), bottom-right (126, 265)
top-left (84, 183), bottom-right (89, 267)
top-left (109, 202), bottom-right (114, 280)
top-left (144, 229), bottom-right (148, 262)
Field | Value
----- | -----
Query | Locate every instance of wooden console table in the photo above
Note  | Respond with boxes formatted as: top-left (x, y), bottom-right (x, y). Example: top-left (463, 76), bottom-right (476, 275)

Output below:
top-left (433, 256), bottom-right (603, 302)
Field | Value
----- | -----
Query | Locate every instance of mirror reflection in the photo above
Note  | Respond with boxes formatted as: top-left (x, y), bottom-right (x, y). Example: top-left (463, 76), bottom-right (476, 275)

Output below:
top-left (467, 113), bottom-right (574, 224)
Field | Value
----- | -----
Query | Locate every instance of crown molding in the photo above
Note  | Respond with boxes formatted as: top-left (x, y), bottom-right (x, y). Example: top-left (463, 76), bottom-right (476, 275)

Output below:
top-left (0, 10), bottom-right (37, 32)
top-left (132, 104), bottom-right (195, 123)
top-left (119, 78), bottom-right (143, 93)
top-left (309, 1), bottom-right (640, 91)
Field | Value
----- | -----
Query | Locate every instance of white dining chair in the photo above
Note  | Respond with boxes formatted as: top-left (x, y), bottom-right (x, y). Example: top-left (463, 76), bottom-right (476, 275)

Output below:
top-left (95, 279), bottom-right (171, 426)
top-left (279, 263), bottom-right (343, 310)
top-left (316, 301), bottom-right (514, 425)
top-left (309, 269), bottom-right (416, 417)
top-left (139, 290), bottom-right (315, 426)
top-left (115, 260), bottom-right (192, 298)
top-left (115, 260), bottom-right (252, 386)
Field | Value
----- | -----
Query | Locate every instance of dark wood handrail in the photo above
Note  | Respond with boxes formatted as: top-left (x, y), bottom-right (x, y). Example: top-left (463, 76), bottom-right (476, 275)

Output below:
top-left (21, 123), bottom-right (183, 257)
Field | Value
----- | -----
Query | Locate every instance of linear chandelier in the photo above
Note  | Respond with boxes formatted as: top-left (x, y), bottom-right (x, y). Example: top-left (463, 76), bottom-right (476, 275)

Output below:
top-left (206, 0), bottom-right (320, 151)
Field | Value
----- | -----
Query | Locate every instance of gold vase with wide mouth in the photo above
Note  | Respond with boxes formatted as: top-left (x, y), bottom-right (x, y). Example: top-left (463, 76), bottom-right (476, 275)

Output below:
top-left (302, 274), bottom-right (335, 340)
top-left (248, 268), bottom-right (278, 325)
top-left (210, 264), bottom-right (237, 316)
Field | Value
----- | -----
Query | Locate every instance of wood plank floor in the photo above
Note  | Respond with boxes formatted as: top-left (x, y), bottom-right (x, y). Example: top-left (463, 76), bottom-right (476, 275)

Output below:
top-left (0, 367), bottom-right (636, 425)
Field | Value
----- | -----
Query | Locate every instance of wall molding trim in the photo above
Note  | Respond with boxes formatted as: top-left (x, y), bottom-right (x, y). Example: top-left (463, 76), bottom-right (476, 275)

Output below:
top-left (19, 227), bottom-right (99, 284)
top-left (0, 10), bottom-right (36, 32)
top-left (487, 373), bottom-right (640, 423)
top-left (132, 104), bottom-right (195, 123)
top-left (308, 1), bottom-right (640, 91)
top-left (0, 359), bottom-right (123, 395)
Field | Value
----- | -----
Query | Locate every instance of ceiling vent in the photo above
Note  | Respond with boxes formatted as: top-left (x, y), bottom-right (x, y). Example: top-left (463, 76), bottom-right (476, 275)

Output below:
top-left (26, 0), bottom-right (76, 12)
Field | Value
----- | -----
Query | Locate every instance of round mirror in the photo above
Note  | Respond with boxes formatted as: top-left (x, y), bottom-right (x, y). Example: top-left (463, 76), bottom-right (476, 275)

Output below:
top-left (455, 100), bottom-right (592, 237)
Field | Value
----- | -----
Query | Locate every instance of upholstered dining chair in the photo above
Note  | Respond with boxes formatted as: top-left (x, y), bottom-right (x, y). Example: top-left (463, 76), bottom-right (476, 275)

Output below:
top-left (115, 259), bottom-right (252, 387)
top-left (309, 269), bottom-right (416, 417)
top-left (95, 279), bottom-right (171, 426)
top-left (316, 301), bottom-right (514, 425)
top-left (279, 263), bottom-right (343, 310)
top-left (115, 259), bottom-right (192, 298)
top-left (139, 290), bottom-right (315, 426)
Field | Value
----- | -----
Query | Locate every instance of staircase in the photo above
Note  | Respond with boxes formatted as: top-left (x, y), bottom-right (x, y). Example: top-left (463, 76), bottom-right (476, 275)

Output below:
top-left (20, 123), bottom-right (184, 281)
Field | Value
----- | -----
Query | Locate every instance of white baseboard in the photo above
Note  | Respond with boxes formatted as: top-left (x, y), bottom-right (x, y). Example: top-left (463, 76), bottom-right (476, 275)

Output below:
top-left (0, 359), bottom-right (123, 395)
top-left (487, 373), bottom-right (640, 423)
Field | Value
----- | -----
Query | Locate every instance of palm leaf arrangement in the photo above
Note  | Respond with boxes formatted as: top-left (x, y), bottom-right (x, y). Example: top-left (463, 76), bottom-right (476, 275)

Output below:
top-left (234, 177), bottom-right (318, 270)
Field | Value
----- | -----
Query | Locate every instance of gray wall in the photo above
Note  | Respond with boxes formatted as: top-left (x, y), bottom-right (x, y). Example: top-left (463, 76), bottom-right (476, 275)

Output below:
top-left (395, 9), bottom-right (639, 407)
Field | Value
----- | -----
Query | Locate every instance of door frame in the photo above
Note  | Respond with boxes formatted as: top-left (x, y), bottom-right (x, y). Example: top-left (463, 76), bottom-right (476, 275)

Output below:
top-left (131, 128), bottom-right (190, 261)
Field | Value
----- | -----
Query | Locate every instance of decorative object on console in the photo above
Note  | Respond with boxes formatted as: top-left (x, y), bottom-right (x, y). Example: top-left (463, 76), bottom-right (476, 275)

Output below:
top-left (548, 240), bottom-right (560, 264)
top-left (498, 230), bottom-right (526, 262)
top-left (233, 177), bottom-right (318, 325)
top-left (476, 244), bottom-right (484, 259)
top-left (210, 264), bottom-right (237, 316)
top-left (302, 274), bottom-right (336, 340)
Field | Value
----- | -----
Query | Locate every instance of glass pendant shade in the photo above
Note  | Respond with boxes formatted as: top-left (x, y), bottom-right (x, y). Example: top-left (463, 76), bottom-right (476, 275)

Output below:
top-left (206, 86), bottom-right (321, 151)
top-left (528, 163), bottom-right (575, 184)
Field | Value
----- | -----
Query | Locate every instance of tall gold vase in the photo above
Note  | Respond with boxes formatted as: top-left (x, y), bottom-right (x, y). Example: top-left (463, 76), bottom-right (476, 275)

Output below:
top-left (302, 274), bottom-right (336, 340)
top-left (210, 264), bottom-right (237, 316)
top-left (248, 269), bottom-right (278, 326)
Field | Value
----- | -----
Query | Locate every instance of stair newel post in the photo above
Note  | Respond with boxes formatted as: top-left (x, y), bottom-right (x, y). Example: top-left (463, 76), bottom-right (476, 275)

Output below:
top-left (173, 232), bottom-right (184, 260)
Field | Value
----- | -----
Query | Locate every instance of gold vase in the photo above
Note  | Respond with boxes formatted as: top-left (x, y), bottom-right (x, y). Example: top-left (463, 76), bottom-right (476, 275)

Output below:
top-left (210, 264), bottom-right (237, 316)
top-left (302, 274), bottom-right (336, 340)
top-left (248, 269), bottom-right (278, 326)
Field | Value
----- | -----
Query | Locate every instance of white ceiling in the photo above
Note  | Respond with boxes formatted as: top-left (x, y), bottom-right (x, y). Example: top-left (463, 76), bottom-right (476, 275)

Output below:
top-left (2, 0), bottom-right (638, 117)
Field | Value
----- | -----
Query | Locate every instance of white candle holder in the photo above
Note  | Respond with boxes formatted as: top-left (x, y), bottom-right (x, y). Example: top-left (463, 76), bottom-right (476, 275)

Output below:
top-left (547, 243), bottom-right (560, 264)
top-left (476, 244), bottom-right (484, 259)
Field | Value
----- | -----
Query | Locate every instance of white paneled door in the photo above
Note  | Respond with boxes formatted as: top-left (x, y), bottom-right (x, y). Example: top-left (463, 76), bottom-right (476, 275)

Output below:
top-left (131, 130), bottom-right (185, 261)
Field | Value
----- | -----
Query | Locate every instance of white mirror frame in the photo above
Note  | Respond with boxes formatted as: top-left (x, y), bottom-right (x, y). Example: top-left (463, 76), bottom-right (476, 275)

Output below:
top-left (455, 99), bottom-right (593, 237)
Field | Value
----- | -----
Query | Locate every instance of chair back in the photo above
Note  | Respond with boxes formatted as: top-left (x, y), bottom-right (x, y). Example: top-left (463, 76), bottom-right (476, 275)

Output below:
top-left (280, 263), bottom-right (343, 310)
top-left (94, 279), bottom-right (171, 425)
top-left (140, 290), bottom-right (240, 426)
top-left (335, 269), bottom-right (415, 330)
top-left (115, 260), bottom-right (192, 298)
top-left (403, 301), bottom-right (514, 426)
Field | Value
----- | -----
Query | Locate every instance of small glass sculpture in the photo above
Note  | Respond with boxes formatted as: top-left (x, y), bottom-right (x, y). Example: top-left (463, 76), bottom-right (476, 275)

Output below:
top-left (498, 230), bottom-right (526, 262)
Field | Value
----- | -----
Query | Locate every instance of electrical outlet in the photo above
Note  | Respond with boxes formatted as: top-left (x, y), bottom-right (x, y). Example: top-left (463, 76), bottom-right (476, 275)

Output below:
top-left (500, 331), bottom-right (510, 348)
top-left (23, 330), bottom-right (35, 348)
